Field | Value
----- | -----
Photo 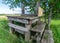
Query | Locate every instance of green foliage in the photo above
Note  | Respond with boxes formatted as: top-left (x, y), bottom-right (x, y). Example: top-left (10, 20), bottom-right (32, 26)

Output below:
top-left (2, 0), bottom-right (60, 14)
top-left (51, 20), bottom-right (60, 43)
top-left (2, 0), bottom-right (60, 16)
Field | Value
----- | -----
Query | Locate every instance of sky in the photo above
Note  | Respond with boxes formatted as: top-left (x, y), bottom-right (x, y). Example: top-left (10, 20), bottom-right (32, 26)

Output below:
top-left (0, 0), bottom-right (21, 14)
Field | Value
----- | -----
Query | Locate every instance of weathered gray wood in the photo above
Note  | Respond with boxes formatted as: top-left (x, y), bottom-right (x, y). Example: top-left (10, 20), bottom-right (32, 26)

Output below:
top-left (8, 23), bottom-right (29, 34)
top-left (15, 28), bottom-right (25, 34)
top-left (25, 32), bottom-right (30, 42)
top-left (41, 30), bottom-right (54, 43)
top-left (25, 24), bottom-right (31, 41)
top-left (36, 36), bottom-right (41, 43)
top-left (8, 18), bottom-right (28, 24)
top-left (32, 19), bottom-right (39, 23)
top-left (7, 16), bottom-right (46, 43)
top-left (30, 23), bottom-right (45, 33)
top-left (30, 22), bottom-right (45, 43)
top-left (8, 17), bottom-right (39, 24)
top-left (7, 16), bottom-right (40, 20)
top-left (8, 20), bottom-right (13, 33)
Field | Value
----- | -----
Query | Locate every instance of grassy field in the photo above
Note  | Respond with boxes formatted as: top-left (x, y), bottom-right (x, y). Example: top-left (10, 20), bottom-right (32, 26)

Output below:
top-left (0, 16), bottom-right (21, 43)
top-left (0, 14), bottom-right (21, 16)
top-left (51, 20), bottom-right (60, 43)
top-left (0, 16), bottom-right (60, 43)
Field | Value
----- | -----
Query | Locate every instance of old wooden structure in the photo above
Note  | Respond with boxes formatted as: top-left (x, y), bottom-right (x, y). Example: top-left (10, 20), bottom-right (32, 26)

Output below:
top-left (7, 3), bottom-right (46, 43)
top-left (7, 15), bottom-right (45, 42)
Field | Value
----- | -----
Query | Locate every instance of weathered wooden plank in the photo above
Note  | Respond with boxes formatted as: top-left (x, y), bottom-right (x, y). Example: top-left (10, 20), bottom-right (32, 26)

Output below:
top-left (25, 32), bottom-right (30, 41)
top-left (30, 23), bottom-right (45, 33)
top-left (7, 16), bottom-right (40, 20)
top-left (8, 18), bottom-right (28, 24)
top-left (8, 23), bottom-right (29, 34)
top-left (15, 28), bottom-right (25, 34)
top-left (32, 19), bottom-right (39, 23)
top-left (25, 24), bottom-right (31, 41)
top-left (8, 17), bottom-right (39, 24)
top-left (41, 30), bottom-right (54, 43)
top-left (36, 36), bottom-right (41, 43)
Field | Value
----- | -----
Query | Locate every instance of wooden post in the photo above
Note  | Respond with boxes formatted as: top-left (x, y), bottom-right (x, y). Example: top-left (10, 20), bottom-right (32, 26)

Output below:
top-left (36, 33), bottom-right (41, 43)
top-left (25, 24), bottom-right (31, 42)
top-left (9, 20), bottom-right (15, 34)
top-left (9, 20), bottom-right (13, 33)
top-left (25, 20), bottom-right (32, 41)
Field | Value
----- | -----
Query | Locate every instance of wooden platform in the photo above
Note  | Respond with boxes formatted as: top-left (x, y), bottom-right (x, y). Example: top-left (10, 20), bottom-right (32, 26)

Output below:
top-left (8, 16), bottom-right (39, 24)
top-left (7, 16), bottom-right (40, 20)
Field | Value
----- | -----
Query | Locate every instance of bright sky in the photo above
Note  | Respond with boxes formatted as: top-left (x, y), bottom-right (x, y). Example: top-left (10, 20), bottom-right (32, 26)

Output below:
top-left (0, 0), bottom-right (21, 14)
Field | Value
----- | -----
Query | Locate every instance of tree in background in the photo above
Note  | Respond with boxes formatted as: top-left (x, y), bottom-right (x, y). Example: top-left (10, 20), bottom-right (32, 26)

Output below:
top-left (2, 0), bottom-right (60, 29)
top-left (2, 0), bottom-right (40, 14)
top-left (39, 0), bottom-right (60, 29)
top-left (3, 0), bottom-right (28, 14)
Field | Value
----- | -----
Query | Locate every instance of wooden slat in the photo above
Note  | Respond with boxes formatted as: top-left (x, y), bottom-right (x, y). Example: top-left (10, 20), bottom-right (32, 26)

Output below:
top-left (30, 23), bottom-right (45, 41)
top-left (30, 23), bottom-right (45, 33)
top-left (8, 17), bottom-right (39, 24)
top-left (8, 23), bottom-right (29, 34)
top-left (41, 30), bottom-right (54, 43)
top-left (7, 16), bottom-right (40, 20)
top-left (32, 19), bottom-right (39, 23)
top-left (8, 18), bottom-right (28, 24)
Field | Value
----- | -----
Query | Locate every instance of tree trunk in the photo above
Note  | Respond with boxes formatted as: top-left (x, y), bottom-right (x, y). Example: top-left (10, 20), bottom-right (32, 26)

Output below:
top-left (34, 1), bottom-right (40, 15)
top-left (48, 7), bottom-right (52, 30)
top-left (21, 4), bottom-right (25, 14)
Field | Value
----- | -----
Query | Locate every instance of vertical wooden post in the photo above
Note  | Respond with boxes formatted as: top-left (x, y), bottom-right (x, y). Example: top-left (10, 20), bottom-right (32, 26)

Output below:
top-left (36, 33), bottom-right (41, 43)
top-left (9, 20), bottom-right (15, 34)
top-left (35, 1), bottom-right (40, 15)
top-left (9, 20), bottom-right (13, 33)
top-left (25, 24), bottom-right (31, 42)
top-left (25, 20), bottom-right (31, 42)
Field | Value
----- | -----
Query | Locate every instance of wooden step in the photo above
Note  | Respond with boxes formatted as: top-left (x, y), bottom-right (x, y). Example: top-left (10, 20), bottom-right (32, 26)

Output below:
top-left (30, 23), bottom-right (45, 35)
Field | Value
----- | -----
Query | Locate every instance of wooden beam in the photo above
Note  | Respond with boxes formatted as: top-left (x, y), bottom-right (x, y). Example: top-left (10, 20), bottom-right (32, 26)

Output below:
top-left (30, 23), bottom-right (45, 33)
top-left (8, 17), bottom-right (39, 24)
top-left (25, 24), bottom-right (31, 42)
top-left (8, 23), bottom-right (29, 34)
top-left (8, 18), bottom-right (28, 24)
top-left (32, 19), bottom-right (39, 23)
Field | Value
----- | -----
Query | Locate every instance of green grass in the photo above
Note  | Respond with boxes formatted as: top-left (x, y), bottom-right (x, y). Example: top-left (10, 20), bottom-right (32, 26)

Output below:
top-left (0, 14), bottom-right (21, 16)
top-left (0, 16), bottom-right (60, 43)
top-left (0, 16), bottom-right (31, 43)
top-left (51, 20), bottom-right (60, 43)
top-left (0, 16), bottom-right (21, 43)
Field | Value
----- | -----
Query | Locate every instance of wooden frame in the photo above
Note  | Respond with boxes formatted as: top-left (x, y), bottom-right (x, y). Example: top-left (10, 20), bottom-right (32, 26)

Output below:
top-left (7, 16), bottom-right (46, 43)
